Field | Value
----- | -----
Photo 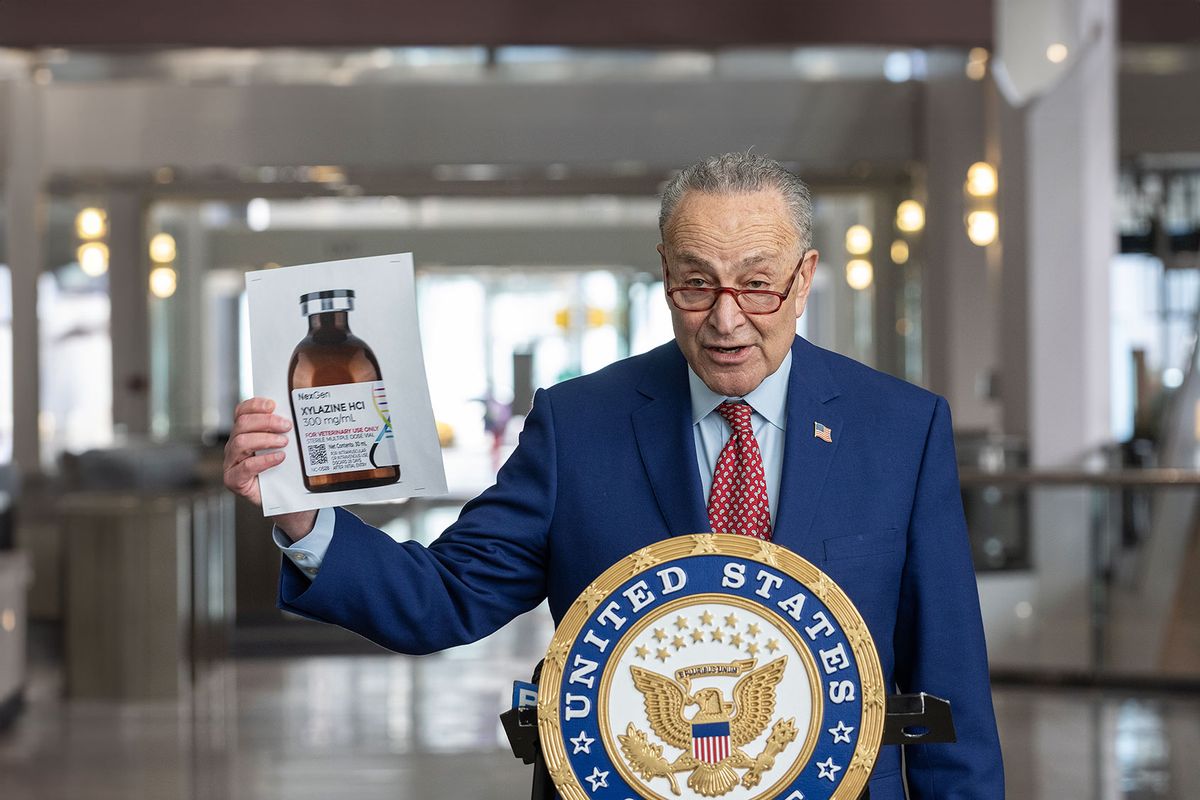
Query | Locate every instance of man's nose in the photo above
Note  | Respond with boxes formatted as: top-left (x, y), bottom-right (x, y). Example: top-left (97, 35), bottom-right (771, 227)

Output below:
top-left (706, 290), bottom-right (746, 333)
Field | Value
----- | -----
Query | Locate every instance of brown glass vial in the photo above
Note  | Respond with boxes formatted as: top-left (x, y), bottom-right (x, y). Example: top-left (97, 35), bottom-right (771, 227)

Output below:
top-left (288, 289), bottom-right (401, 492)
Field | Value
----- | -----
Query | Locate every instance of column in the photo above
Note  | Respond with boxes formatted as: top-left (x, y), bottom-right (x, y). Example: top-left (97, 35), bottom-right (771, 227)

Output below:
top-left (1022, 0), bottom-right (1115, 466)
top-left (920, 69), bottom-right (998, 431)
top-left (108, 190), bottom-right (150, 435)
top-left (5, 81), bottom-right (45, 472)
top-left (979, 0), bottom-right (1117, 674)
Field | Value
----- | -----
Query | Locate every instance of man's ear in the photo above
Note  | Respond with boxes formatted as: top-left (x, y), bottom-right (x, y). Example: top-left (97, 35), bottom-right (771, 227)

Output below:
top-left (793, 249), bottom-right (820, 319)
top-left (657, 243), bottom-right (669, 284)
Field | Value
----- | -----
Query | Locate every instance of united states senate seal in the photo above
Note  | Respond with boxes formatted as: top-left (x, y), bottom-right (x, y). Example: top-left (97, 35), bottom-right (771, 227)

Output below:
top-left (538, 534), bottom-right (884, 800)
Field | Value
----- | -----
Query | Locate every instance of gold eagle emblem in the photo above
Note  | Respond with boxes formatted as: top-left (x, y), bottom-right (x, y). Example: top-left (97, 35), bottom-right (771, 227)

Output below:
top-left (618, 657), bottom-right (799, 797)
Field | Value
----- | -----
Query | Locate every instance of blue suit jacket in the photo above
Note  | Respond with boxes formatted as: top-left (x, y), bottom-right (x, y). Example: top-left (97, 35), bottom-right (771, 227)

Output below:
top-left (279, 336), bottom-right (1004, 798)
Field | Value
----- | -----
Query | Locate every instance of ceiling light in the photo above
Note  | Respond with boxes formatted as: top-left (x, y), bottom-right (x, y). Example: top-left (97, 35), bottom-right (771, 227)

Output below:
top-left (1046, 43), bottom-right (1069, 64)
top-left (883, 51), bottom-right (913, 83)
top-left (896, 200), bottom-right (925, 233)
top-left (149, 266), bottom-right (178, 299)
top-left (77, 242), bottom-right (109, 277)
top-left (247, 198), bottom-right (270, 231)
top-left (846, 259), bottom-right (874, 290)
top-left (76, 207), bottom-right (107, 240)
top-left (149, 233), bottom-right (176, 264)
top-left (967, 211), bottom-right (999, 246)
top-left (845, 225), bottom-right (873, 255)
top-left (309, 166), bottom-right (346, 184)
top-left (966, 162), bottom-right (998, 197)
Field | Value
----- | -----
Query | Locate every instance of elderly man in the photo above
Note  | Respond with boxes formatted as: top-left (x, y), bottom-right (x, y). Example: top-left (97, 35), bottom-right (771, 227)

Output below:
top-left (225, 152), bottom-right (1003, 797)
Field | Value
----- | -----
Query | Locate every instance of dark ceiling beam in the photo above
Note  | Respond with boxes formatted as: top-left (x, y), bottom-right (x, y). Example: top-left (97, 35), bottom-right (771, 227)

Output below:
top-left (4, 2), bottom-right (1194, 51)
top-left (1121, 0), bottom-right (1200, 44)
top-left (0, 0), bottom-right (992, 49)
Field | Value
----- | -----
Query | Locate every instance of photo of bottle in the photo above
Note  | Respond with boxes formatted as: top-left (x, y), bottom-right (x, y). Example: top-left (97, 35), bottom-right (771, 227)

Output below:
top-left (287, 289), bottom-right (401, 492)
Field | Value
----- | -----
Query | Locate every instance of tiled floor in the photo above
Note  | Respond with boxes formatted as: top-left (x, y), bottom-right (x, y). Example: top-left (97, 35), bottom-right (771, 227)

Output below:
top-left (3, 623), bottom-right (1199, 799)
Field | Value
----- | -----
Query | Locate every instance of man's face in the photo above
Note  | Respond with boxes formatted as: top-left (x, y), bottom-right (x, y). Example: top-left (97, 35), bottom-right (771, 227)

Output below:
top-left (659, 189), bottom-right (818, 397)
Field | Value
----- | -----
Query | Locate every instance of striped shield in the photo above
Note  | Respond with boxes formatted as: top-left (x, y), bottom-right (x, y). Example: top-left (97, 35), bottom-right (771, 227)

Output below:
top-left (691, 721), bottom-right (731, 764)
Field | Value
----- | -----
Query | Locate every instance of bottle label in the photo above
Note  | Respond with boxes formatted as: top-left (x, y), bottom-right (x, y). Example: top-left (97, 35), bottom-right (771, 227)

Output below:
top-left (291, 381), bottom-right (400, 477)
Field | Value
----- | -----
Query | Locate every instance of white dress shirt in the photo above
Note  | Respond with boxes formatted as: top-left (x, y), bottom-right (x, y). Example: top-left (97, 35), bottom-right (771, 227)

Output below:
top-left (689, 350), bottom-right (790, 525)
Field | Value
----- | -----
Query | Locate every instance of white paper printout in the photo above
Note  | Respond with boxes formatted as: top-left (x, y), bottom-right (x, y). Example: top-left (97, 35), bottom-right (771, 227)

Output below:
top-left (245, 253), bottom-right (447, 515)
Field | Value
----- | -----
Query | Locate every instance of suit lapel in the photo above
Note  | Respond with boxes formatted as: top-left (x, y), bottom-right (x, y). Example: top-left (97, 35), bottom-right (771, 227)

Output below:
top-left (772, 338), bottom-right (842, 551)
top-left (632, 345), bottom-right (710, 536)
top-left (631, 337), bottom-right (843, 544)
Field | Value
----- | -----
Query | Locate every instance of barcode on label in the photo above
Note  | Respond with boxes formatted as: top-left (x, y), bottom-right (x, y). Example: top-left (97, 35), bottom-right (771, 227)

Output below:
top-left (309, 443), bottom-right (328, 466)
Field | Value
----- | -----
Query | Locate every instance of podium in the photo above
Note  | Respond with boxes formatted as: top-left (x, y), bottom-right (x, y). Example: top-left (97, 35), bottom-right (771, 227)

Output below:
top-left (502, 660), bottom-right (957, 800)
top-left (509, 535), bottom-right (963, 799)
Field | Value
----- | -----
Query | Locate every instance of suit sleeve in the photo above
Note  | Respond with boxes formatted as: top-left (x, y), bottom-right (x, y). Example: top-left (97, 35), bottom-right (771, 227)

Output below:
top-left (894, 396), bottom-right (1005, 798)
top-left (276, 387), bottom-right (558, 655)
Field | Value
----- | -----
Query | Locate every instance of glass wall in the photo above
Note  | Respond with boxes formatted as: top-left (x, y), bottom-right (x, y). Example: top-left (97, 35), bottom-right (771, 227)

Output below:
top-left (1115, 167), bottom-right (1200, 444)
top-left (37, 199), bottom-right (115, 466)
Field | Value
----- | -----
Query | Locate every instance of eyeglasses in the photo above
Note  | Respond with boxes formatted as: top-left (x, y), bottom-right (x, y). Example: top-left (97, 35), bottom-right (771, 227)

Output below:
top-left (666, 260), bottom-right (804, 315)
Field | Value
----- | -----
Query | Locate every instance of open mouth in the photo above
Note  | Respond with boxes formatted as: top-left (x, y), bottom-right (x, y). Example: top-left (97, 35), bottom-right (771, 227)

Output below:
top-left (704, 345), bottom-right (753, 364)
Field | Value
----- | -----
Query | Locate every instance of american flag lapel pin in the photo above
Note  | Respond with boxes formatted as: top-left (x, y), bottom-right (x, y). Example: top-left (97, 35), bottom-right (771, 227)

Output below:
top-left (813, 421), bottom-right (833, 443)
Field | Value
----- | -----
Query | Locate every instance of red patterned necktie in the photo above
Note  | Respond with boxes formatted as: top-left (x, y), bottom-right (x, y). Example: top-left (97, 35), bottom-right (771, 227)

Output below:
top-left (707, 402), bottom-right (772, 540)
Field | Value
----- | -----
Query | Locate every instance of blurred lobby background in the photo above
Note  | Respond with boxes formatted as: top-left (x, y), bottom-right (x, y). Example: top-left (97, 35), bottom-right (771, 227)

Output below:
top-left (1, 0), bottom-right (1200, 797)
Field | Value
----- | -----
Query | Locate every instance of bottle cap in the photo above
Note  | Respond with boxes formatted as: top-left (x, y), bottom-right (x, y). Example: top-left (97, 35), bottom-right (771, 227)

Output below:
top-left (299, 289), bottom-right (355, 316)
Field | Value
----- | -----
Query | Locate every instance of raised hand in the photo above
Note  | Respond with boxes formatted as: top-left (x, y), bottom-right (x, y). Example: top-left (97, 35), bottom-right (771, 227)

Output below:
top-left (223, 397), bottom-right (316, 541)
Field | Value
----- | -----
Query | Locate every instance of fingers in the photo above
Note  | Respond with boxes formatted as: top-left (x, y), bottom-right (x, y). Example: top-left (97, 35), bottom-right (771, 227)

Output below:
top-left (224, 451), bottom-right (285, 494)
top-left (235, 396), bottom-right (276, 417)
top-left (225, 399), bottom-right (292, 468)
top-left (225, 397), bottom-right (291, 504)
top-left (231, 412), bottom-right (292, 437)
top-left (225, 432), bottom-right (290, 465)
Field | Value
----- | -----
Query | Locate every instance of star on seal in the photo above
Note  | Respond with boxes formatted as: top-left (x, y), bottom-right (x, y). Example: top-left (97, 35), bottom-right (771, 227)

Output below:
top-left (570, 730), bottom-right (595, 755)
top-left (817, 757), bottom-right (842, 781)
top-left (585, 767), bottom-right (609, 791)
top-left (829, 720), bottom-right (855, 744)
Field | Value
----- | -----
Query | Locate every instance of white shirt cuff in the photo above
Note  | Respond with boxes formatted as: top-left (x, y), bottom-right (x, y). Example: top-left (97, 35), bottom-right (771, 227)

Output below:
top-left (272, 507), bottom-right (336, 580)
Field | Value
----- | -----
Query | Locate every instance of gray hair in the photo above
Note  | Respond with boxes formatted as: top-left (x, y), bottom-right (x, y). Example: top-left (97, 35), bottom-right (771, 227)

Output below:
top-left (658, 152), bottom-right (814, 248)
